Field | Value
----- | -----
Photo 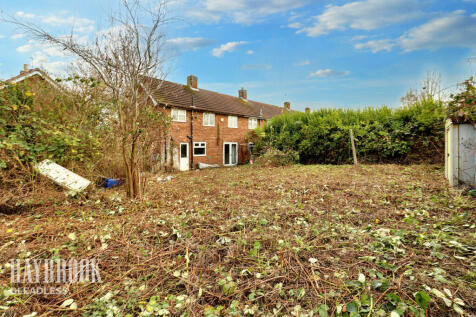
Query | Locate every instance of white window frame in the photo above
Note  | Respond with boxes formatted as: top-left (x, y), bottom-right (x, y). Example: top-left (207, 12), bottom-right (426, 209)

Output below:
top-left (228, 115), bottom-right (238, 128)
top-left (203, 112), bottom-right (215, 126)
top-left (248, 117), bottom-right (257, 129)
top-left (193, 142), bottom-right (206, 156)
top-left (223, 142), bottom-right (238, 166)
top-left (171, 108), bottom-right (186, 122)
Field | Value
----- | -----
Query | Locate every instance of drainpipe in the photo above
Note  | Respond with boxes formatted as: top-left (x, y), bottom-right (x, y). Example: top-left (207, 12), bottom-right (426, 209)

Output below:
top-left (190, 95), bottom-right (194, 169)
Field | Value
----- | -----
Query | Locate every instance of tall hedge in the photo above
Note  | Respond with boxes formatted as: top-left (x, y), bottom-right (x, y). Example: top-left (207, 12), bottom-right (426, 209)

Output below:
top-left (256, 99), bottom-right (445, 164)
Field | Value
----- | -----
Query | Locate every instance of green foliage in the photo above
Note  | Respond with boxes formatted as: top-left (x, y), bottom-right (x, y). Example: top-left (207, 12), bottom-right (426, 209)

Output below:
top-left (255, 147), bottom-right (299, 166)
top-left (414, 290), bottom-right (431, 310)
top-left (447, 77), bottom-right (476, 124)
top-left (0, 80), bottom-right (102, 174)
top-left (256, 100), bottom-right (445, 164)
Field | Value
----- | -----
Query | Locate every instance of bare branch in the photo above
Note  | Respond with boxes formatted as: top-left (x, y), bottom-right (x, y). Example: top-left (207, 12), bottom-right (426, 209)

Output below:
top-left (3, 0), bottom-right (170, 198)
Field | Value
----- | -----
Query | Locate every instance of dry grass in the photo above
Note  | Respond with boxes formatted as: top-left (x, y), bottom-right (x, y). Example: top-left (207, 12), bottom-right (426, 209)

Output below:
top-left (0, 164), bottom-right (475, 316)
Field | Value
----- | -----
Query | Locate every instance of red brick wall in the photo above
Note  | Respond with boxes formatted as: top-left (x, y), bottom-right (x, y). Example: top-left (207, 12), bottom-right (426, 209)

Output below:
top-left (165, 107), bottom-right (264, 168)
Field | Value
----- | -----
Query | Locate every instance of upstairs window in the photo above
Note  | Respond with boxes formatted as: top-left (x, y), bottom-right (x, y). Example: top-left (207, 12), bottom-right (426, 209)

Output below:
top-left (171, 108), bottom-right (186, 122)
top-left (228, 116), bottom-right (238, 128)
top-left (203, 112), bottom-right (215, 126)
top-left (248, 117), bottom-right (257, 129)
top-left (193, 142), bottom-right (206, 156)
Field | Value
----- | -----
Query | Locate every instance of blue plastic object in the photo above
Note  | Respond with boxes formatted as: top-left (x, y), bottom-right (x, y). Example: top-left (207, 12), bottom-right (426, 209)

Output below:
top-left (98, 177), bottom-right (125, 188)
top-left (106, 179), bottom-right (120, 188)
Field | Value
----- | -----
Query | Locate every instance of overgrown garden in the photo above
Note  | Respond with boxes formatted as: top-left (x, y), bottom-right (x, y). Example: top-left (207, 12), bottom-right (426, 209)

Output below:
top-left (255, 99), bottom-right (445, 165)
top-left (0, 164), bottom-right (474, 316)
top-left (0, 78), bottom-right (113, 205)
top-left (254, 77), bottom-right (476, 166)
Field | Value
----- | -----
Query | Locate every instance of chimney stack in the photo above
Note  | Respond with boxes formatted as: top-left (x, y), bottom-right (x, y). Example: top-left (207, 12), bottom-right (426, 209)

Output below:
top-left (239, 87), bottom-right (247, 99)
top-left (305, 107), bottom-right (310, 114)
top-left (284, 101), bottom-right (291, 110)
top-left (20, 64), bottom-right (29, 75)
top-left (187, 75), bottom-right (198, 89)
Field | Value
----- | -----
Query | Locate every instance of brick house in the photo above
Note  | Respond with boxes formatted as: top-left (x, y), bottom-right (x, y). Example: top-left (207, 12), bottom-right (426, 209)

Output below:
top-left (4, 66), bottom-right (291, 171)
top-left (148, 75), bottom-right (291, 171)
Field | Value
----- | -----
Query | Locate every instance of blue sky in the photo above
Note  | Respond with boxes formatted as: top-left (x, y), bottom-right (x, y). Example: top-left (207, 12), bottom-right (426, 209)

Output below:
top-left (0, 0), bottom-right (475, 110)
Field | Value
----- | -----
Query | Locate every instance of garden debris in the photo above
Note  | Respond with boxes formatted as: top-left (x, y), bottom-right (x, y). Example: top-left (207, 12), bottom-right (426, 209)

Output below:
top-left (198, 162), bottom-right (220, 169)
top-left (156, 175), bottom-right (174, 182)
top-left (1, 164), bottom-right (475, 316)
top-left (35, 159), bottom-right (91, 192)
top-left (97, 177), bottom-right (125, 188)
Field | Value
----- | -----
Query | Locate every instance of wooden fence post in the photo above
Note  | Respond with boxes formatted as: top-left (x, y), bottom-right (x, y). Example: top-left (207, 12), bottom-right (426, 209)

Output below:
top-left (350, 128), bottom-right (358, 165)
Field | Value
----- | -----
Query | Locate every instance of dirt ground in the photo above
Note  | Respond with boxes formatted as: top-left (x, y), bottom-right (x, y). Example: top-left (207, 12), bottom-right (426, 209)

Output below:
top-left (0, 164), bottom-right (475, 316)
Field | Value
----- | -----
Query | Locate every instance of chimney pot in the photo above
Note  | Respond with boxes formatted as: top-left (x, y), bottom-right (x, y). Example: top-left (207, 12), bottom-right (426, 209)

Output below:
top-left (284, 101), bottom-right (291, 110)
top-left (24, 64), bottom-right (28, 72)
top-left (239, 87), bottom-right (247, 99)
top-left (187, 75), bottom-right (198, 89)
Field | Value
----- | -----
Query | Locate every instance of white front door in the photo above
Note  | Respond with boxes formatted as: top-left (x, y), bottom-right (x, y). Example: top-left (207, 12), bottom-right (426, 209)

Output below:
top-left (179, 143), bottom-right (189, 171)
top-left (223, 142), bottom-right (238, 166)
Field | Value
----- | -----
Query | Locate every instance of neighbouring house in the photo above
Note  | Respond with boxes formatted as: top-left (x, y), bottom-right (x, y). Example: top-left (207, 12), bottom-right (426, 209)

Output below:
top-left (148, 75), bottom-right (291, 171)
top-left (4, 64), bottom-right (59, 88)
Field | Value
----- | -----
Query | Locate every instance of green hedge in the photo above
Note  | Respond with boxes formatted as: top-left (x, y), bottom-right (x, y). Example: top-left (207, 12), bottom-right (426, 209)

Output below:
top-left (256, 99), bottom-right (445, 164)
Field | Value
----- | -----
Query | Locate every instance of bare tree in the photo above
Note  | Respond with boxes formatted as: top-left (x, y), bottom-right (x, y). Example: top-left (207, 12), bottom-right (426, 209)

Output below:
top-left (401, 71), bottom-right (445, 107)
top-left (421, 71), bottom-right (442, 101)
top-left (4, 0), bottom-right (170, 198)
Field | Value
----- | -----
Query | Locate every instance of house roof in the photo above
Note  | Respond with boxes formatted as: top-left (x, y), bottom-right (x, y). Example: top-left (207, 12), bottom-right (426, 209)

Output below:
top-left (4, 67), bottom-right (60, 89)
top-left (146, 77), bottom-right (289, 119)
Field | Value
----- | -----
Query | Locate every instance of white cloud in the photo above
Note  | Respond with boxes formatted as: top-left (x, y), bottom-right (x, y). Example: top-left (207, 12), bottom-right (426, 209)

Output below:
top-left (14, 11), bottom-right (94, 33)
top-left (30, 51), bottom-right (68, 74)
top-left (212, 41), bottom-right (248, 57)
top-left (166, 37), bottom-right (214, 53)
top-left (294, 60), bottom-right (310, 66)
top-left (17, 40), bottom-right (68, 57)
top-left (0, 35), bottom-right (5, 39)
top-left (11, 33), bottom-right (25, 39)
top-left (288, 22), bottom-right (303, 29)
top-left (309, 69), bottom-right (350, 78)
top-left (355, 11), bottom-right (476, 54)
top-left (288, 11), bottom-right (304, 22)
top-left (96, 25), bottom-right (128, 38)
top-left (17, 42), bottom-right (36, 53)
top-left (246, 50), bottom-right (254, 55)
top-left (354, 39), bottom-right (395, 53)
top-left (351, 35), bottom-right (368, 41)
top-left (42, 45), bottom-right (68, 57)
top-left (184, 10), bottom-right (221, 23)
top-left (242, 64), bottom-right (272, 70)
top-left (41, 15), bottom-right (94, 28)
top-left (298, 0), bottom-right (422, 37)
top-left (399, 11), bottom-right (476, 52)
top-left (16, 11), bottom-right (36, 19)
top-left (186, 0), bottom-right (312, 24)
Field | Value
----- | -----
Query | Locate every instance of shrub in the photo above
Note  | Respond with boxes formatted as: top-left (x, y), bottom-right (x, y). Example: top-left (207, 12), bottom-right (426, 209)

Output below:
top-left (0, 79), bottom-right (106, 186)
top-left (255, 147), bottom-right (299, 167)
top-left (256, 99), bottom-right (445, 164)
top-left (447, 77), bottom-right (476, 124)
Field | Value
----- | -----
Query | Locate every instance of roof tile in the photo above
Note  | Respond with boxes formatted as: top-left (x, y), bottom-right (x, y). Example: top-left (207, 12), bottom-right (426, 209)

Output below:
top-left (147, 78), bottom-right (288, 119)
